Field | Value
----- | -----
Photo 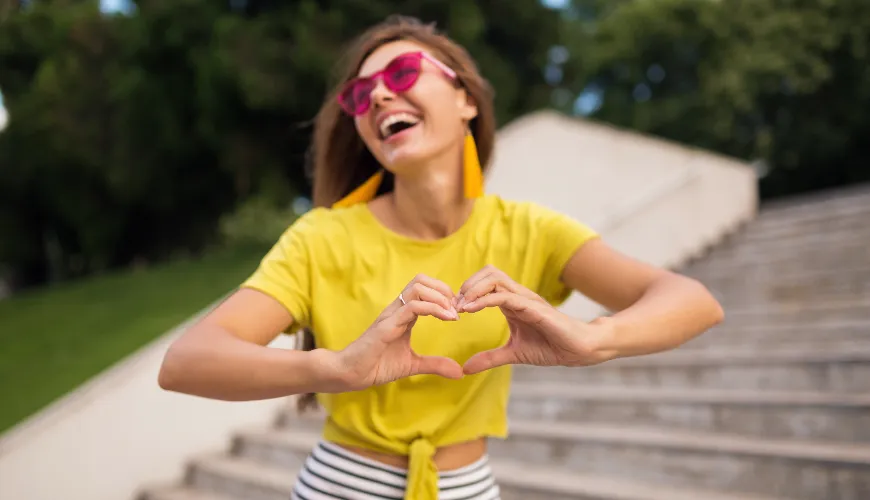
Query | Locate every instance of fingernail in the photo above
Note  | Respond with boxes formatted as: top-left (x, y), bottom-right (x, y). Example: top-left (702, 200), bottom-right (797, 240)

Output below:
top-left (456, 296), bottom-right (466, 309)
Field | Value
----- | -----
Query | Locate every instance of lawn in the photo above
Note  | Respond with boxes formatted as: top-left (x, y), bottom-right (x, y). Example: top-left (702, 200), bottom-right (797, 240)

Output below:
top-left (0, 245), bottom-right (269, 433)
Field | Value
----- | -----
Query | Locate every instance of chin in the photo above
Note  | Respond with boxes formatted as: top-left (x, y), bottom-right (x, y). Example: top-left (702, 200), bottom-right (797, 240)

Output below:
top-left (381, 147), bottom-right (432, 173)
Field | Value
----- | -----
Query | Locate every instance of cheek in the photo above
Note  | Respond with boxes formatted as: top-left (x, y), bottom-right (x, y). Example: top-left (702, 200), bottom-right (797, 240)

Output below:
top-left (354, 117), bottom-right (379, 145)
top-left (407, 87), bottom-right (460, 132)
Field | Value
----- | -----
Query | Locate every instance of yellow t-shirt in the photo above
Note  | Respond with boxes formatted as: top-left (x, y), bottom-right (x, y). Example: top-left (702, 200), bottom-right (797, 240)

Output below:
top-left (240, 193), bottom-right (598, 500)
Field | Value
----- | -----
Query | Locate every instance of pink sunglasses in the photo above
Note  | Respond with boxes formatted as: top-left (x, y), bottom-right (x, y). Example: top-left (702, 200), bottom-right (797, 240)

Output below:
top-left (338, 51), bottom-right (457, 116)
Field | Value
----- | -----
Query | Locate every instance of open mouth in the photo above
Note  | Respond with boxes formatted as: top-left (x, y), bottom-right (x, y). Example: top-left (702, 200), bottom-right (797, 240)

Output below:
top-left (379, 112), bottom-right (421, 140)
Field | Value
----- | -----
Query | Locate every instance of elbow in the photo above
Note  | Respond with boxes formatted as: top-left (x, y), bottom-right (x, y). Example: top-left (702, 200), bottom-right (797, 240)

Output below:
top-left (691, 277), bottom-right (725, 328)
top-left (157, 362), bottom-right (175, 392)
top-left (711, 296), bottom-right (725, 326)
top-left (157, 343), bottom-right (186, 392)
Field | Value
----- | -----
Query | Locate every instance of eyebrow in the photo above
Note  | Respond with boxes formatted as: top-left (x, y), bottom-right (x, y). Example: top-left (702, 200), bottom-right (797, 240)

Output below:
top-left (357, 51), bottom-right (422, 77)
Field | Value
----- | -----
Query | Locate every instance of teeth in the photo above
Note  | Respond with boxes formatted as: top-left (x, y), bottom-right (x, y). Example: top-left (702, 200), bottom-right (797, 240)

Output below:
top-left (379, 112), bottom-right (420, 138)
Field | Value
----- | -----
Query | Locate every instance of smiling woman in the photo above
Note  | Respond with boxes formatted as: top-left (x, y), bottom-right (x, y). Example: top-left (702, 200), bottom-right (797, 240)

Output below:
top-left (157, 14), bottom-right (724, 500)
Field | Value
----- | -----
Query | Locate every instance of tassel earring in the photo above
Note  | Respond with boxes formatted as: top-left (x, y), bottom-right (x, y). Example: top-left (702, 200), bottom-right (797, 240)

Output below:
top-left (463, 130), bottom-right (484, 199)
top-left (332, 170), bottom-right (384, 208)
top-left (331, 131), bottom-right (482, 209)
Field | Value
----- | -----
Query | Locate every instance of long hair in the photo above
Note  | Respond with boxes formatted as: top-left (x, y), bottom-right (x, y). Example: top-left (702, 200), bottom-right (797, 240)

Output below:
top-left (296, 15), bottom-right (497, 413)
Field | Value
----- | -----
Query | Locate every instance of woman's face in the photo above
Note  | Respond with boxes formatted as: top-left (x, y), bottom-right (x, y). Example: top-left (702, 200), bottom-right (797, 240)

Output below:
top-left (352, 40), bottom-right (478, 175)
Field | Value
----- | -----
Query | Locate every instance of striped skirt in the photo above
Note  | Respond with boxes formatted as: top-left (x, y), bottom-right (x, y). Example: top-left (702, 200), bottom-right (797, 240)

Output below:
top-left (291, 440), bottom-right (501, 500)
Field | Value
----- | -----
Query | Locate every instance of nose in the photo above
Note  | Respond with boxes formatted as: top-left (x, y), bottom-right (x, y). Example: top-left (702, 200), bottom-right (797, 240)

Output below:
top-left (369, 78), bottom-right (396, 108)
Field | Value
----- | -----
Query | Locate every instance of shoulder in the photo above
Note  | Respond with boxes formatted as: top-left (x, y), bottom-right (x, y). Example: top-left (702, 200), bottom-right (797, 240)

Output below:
top-left (275, 204), bottom-right (368, 247)
top-left (480, 195), bottom-right (593, 232)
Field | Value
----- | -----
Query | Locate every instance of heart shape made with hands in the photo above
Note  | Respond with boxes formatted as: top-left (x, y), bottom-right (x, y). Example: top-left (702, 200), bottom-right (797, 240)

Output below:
top-left (339, 264), bottom-right (613, 390)
top-left (429, 265), bottom-right (611, 376)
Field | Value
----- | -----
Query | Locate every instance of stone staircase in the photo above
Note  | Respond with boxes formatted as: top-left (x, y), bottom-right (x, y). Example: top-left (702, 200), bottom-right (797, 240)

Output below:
top-left (138, 185), bottom-right (870, 500)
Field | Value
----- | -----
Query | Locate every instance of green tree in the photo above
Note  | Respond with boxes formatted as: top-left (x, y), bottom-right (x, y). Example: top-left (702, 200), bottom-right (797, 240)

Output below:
top-left (560, 0), bottom-right (870, 198)
top-left (0, 0), bottom-right (565, 290)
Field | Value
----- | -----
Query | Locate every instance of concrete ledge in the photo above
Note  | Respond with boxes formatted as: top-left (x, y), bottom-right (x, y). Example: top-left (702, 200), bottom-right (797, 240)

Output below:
top-left (486, 110), bottom-right (757, 321)
top-left (0, 299), bottom-right (295, 500)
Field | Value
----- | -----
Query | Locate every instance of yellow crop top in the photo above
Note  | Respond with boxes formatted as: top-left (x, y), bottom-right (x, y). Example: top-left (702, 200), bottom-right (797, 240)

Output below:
top-left (240, 194), bottom-right (599, 500)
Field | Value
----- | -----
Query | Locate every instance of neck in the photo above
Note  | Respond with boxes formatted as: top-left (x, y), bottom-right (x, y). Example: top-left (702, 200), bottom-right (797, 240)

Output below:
top-left (385, 145), bottom-right (474, 240)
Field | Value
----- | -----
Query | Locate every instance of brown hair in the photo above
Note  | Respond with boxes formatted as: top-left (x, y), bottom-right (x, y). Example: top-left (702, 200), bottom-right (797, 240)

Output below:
top-left (296, 15), bottom-right (497, 413)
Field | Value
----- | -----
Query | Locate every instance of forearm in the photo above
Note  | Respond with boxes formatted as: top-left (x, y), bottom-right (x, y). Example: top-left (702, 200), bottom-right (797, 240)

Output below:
top-left (158, 326), bottom-right (343, 401)
top-left (592, 273), bottom-right (724, 359)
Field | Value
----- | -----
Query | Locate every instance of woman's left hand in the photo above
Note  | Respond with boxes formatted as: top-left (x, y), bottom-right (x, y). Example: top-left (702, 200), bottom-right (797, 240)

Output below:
top-left (456, 265), bottom-right (617, 375)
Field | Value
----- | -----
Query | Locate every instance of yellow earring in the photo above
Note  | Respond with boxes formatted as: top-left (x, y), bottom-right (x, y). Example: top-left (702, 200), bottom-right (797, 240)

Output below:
top-left (332, 170), bottom-right (384, 208)
top-left (331, 133), bottom-right (481, 209)
top-left (463, 131), bottom-right (484, 199)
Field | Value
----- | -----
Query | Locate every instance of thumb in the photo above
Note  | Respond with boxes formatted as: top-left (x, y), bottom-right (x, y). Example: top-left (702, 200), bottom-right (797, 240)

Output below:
top-left (413, 355), bottom-right (464, 380)
top-left (462, 346), bottom-right (517, 375)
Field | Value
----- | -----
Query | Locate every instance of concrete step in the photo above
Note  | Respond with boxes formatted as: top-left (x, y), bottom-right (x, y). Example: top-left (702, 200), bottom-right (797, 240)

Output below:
top-left (275, 409), bottom-right (324, 433)
top-left (712, 289), bottom-right (870, 311)
top-left (688, 241), bottom-right (870, 275)
top-left (755, 193), bottom-right (870, 220)
top-left (739, 209), bottom-right (870, 242)
top-left (726, 222), bottom-right (870, 253)
top-left (715, 291), bottom-right (870, 312)
top-left (701, 284), bottom-right (870, 307)
top-left (718, 300), bottom-right (870, 325)
top-left (224, 428), bottom-right (785, 500)
top-left (749, 185), bottom-right (870, 227)
top-left (686, 319), bottom-right (870, 346)
top-left (278, 381), bottom-right (870, 444)
top-left (139, 486), bottom-right (234, 500)
top-left (508, 383), bottom-right (870, 442)
top-left (495, 461), bottom-right (783, 500)
top-left (491, 420), bottom-right (870, 500)
top-left (688, 275), bottom-right (869, 300)
top-left (188, 454), bottom-right (296, 500)
top-left (688, 264), bottom-right (870, 292)
top-left (512, 341), bottom-right (870, 392)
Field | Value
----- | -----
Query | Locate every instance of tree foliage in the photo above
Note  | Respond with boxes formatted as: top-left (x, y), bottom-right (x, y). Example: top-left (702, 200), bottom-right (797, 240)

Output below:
top-left (1, 0), bottom-right (868, 290)
top-left (0, 0), bottom-right (562, 288)
top-left (557, 0), bottom-right (870, 198)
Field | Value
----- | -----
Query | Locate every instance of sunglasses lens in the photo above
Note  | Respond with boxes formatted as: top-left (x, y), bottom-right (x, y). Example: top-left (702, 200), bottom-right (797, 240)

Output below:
top-left (340, 79), bottom-right (375, 115)
top-left (384, 55), bottom-right (421, 92)
top-left (337, 54), bottom-right (424, 115)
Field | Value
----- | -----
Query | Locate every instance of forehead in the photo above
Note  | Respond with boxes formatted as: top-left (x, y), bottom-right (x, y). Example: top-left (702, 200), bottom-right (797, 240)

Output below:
top-left (357, 40), bottom-right (431, 77)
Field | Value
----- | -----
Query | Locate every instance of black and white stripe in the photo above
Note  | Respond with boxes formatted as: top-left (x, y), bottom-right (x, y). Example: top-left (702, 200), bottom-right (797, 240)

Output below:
top-left (291, 440), bottom-right (501, 500)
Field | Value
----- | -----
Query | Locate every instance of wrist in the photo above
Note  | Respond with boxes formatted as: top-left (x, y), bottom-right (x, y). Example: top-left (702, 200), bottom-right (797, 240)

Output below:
top-left (305, 348), bottom-right (355, 393)
top-left (585, 315), bottom-right (622, 363)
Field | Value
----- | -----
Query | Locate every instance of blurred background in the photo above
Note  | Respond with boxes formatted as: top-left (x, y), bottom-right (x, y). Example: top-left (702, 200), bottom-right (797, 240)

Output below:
top-left (1, 1), bottom-right (868, 499)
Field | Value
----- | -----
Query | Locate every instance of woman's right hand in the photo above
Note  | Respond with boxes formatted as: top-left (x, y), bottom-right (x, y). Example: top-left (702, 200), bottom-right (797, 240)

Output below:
top-left (331, 274), bottom-right (463, 389)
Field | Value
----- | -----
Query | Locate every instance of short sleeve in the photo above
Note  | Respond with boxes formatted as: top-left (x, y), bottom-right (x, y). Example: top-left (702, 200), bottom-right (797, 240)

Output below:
top-left (532, 205), bottom-right (599, 306)
top-left (239, 209), bottom-right (323, 333)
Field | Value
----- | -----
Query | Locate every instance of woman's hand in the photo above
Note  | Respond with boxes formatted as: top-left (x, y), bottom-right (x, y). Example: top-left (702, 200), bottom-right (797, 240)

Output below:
top-left (333, 274), bottom-right (464, 390)
top-left (456, 265), bottom-right (617, 375)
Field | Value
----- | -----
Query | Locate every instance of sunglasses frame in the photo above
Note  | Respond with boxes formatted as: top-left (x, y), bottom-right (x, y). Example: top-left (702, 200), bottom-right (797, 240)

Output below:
top-left (338, 51), bottom-right (458, 116)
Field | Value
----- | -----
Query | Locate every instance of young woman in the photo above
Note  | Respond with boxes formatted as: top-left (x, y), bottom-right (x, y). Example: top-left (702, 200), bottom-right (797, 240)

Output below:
top-left (158, 15), bottom-right (724, 500)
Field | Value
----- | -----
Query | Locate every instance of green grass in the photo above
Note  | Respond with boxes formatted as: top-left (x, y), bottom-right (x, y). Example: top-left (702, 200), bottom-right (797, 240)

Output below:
top-left (0, 245), bottom-right (269, 433)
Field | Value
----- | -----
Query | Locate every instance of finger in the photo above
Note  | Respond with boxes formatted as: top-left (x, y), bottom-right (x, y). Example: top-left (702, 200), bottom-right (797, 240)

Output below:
top-left (381, 276), bottom-right (455, 319)
top-left (462, 346), bottom-right (517, 375)
top-left (459, 273), bottom-right (519, 308)
top-left (411, 274), bottom-right (456, 302)
top-left (392, 300), bottom-right (458, 329)
top-left (404, 282), bottom-right (455, 313)
top-left (458, 265), bottom-right (499, 298)
top-left (414, 355), bottom-right (464, 379)
top-left (460, 291), bottom-right (533, 314)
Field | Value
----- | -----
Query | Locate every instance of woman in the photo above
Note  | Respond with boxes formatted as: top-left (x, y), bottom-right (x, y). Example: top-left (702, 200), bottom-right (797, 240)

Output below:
top-left (158, 15), bottom-right (724, 500)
